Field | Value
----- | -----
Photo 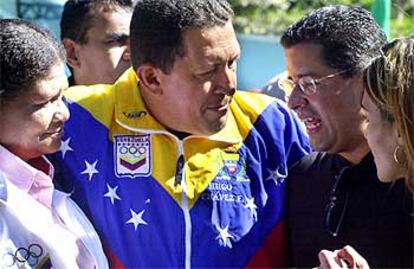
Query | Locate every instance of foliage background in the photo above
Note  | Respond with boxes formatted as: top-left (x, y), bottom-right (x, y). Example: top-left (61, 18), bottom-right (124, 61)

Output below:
top-left (229, 0), bottom-right (414, 38)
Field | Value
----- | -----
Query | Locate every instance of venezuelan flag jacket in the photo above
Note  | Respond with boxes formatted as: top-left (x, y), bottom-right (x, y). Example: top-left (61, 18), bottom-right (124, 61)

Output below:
top-left (53, 68), bottom-right (310, 268)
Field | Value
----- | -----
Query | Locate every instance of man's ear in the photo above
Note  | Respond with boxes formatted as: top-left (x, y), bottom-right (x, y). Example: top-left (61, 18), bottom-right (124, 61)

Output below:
top-left (351, 73), bottom-right (365, 106)
top-left (62, 38), bottom-right (81, 69)
top-left (137, 64), bottom-right (163, 95)
top-left (122, 39), bottom-right (131, 62)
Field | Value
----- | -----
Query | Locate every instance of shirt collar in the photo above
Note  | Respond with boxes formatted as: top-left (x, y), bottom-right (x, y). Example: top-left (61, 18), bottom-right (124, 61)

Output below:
top-left (0, 144), bottom-right (54, 208)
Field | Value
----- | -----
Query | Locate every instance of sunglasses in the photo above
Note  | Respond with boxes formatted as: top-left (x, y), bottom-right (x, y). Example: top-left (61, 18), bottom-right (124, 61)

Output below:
top-left (324, 166), bottom-right (350, 237)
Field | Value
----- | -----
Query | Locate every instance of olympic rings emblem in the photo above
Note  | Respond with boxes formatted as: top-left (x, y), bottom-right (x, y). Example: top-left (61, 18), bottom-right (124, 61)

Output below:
top-left (2, 243), bottom-right (43, 267)
top-left (119, 145), bottom-right (146, 156)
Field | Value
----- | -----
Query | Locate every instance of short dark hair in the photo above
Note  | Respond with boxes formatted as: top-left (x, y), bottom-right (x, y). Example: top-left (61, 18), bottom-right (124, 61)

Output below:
top-left (60, 0), bottom-right (134, 44)
top-left (0, 19), bottom-right (65, 102)
top-left (281, 5), bottom-right (387, 77)
top-left (130, 0), bottom-right (234, 73)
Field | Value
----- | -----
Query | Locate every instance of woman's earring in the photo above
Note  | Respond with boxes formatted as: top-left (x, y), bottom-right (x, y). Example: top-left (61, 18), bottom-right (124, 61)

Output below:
top-left (393, 145), bottom-right (404, 165)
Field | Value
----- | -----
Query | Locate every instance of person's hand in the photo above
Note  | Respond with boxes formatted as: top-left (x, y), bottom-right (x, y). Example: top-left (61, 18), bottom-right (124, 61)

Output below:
top-left (313, 245), bottom-right (370, 269)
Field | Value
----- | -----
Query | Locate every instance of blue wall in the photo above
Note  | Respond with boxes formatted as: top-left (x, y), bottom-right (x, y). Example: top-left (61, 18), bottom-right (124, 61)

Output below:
top-left (237, 34), bottom-right (286, 90)
top-left (0, 0), bottom-right (64, 36)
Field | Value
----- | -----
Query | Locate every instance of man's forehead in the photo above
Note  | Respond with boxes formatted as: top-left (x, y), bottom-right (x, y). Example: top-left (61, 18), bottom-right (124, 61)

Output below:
top-left (285, 44), bottom-right (330, 77)
top-left (91, 7), bottom-right (131, 28)
top-left (183, 24), bottom-right (239, 55)
top-left (85, 9), bottom-right (131, 39)
top-left (93, 3), bottom-right (132, 15)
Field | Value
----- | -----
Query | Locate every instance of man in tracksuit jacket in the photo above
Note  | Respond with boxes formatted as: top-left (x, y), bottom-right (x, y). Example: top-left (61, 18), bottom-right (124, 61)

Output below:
top-left (51, 0), bottom-right (311, 267)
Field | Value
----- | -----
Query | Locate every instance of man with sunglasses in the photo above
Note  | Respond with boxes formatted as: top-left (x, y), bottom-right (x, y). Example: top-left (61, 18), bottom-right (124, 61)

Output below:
top-left (280, 5), bottom-right (413, 267)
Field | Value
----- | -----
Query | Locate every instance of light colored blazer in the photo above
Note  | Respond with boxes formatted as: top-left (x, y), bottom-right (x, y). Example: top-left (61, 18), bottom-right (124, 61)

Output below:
top-left (0, 171), bottom-right (109, 269)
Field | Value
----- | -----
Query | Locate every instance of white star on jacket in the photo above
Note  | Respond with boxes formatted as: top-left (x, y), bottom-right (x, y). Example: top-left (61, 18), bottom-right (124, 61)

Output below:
top-left (215, 224), bottom-right (234, 248)
top-left (81, 160), bottom-right (99, 181)
top-left (60, 137), bottom-right (74, 159)
top-left (265, 167), bottom-right (287, 185)
top-left (244, 196), bottom-right (258, 221)
top-left (126, 209), bottom-right (148, 231)
top-left (104, 184), bottom-right (122, 204)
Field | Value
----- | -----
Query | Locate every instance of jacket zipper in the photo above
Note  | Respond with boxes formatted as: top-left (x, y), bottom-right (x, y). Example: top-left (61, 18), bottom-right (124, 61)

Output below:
top-left (115, 119), bottom-right (195, 268)
top-left (176, 140), bottom-right (192, 269)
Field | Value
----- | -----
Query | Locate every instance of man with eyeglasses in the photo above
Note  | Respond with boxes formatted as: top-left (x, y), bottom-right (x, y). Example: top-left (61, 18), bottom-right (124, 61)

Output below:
top-left (280, 5), bottom-right (413, 268)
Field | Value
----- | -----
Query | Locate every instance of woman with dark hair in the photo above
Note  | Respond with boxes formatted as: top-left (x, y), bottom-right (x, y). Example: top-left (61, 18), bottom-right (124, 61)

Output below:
top-left (316, 36), bottom-right (414, 268)
top-left (0, 19), bottom-right (108, 268)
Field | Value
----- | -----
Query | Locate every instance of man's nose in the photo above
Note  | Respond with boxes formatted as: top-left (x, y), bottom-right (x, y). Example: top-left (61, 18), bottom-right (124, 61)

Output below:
top-left (214, 66), bottom-right (236, 96)
top-left (287, 86), bottom-right (308, 111)
top-left (55, 96), bottom-right (70, 122)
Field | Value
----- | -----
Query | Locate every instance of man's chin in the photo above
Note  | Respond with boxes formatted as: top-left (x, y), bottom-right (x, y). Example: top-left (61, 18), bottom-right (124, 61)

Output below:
top-left (309, 135), bottom-right (326, 151)
top-left (40, 142), bottom-right (62, 156)
top-left (196, 124), bottom-right (225, 137)
top-left (211, 117), bottom-right (228, 134)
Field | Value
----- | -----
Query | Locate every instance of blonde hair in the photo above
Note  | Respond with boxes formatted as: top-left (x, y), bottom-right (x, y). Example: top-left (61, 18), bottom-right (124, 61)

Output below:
top-left (364, 36), bottom-right (414, 192)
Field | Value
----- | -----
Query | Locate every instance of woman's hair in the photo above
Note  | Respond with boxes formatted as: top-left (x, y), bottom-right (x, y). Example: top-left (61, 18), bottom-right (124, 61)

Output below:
top-left (0, 19), bottom-right (66, 103)
top-left (363, 36), bottom-right (414, 192)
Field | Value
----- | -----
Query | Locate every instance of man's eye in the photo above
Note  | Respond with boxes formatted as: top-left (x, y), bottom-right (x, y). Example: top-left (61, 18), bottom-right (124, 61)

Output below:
top-left (197, 69), bottom-right (216, 79)
top-left (300, 81), bottom-right (314, 88)
top-left (116, 36), bottom-right (129, 45)
top-left (106, 35), bottom-right (129, 46)
top-left (106, 39), bottom-right (120, 46)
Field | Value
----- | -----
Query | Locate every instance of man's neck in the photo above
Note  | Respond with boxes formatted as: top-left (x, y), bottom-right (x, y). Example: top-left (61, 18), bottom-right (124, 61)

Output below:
top-left (338, 141), bottom-right (370, 165)
top-left (168, 129), bottom-right (191, 140)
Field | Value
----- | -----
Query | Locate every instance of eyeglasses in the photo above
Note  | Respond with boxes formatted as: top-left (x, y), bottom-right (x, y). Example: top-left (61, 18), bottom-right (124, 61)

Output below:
top-left (278, 69), bottom-right (351, 96)
top-left (324, 166), bottom-right (350, 237)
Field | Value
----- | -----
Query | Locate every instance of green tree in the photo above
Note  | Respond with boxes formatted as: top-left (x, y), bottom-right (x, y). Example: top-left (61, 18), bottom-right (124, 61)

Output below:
top-left (229, 0), bottom-right (413, 38)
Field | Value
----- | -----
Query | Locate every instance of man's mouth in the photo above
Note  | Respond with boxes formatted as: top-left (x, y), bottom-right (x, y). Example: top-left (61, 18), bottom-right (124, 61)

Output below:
top-left (302, 116), bottom-right (321, 133)
top-left (43, 127), bottom-right (64, 138)
top-left (207, 100), bottom-right (230, 112)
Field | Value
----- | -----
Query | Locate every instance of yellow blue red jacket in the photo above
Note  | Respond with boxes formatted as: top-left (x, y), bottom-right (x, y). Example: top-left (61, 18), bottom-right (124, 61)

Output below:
top-left (52, 68), bottom-right (311, 268)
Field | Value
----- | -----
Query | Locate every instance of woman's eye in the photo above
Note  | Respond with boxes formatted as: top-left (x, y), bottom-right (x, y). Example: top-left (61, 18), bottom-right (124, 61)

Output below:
top-left (361, 108), bottom-right (368, 118)
top-left (228, 60), bottom-right (237, 70)
top-left (62, 95), bottom-right (68, 107)
top-left (33, 101), bottom-right (49, 109)
top-left (32, 92), bottom-right (62, 109)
